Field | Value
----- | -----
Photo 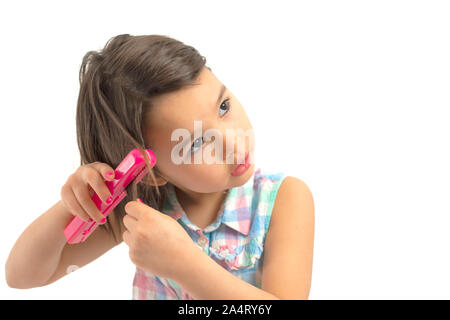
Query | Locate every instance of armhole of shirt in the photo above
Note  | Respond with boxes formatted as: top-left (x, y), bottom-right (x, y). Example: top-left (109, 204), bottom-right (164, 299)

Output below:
top-left (256, 172), bottom-right (288, 259)
top-left (264, 173), bottom-right (287, 232)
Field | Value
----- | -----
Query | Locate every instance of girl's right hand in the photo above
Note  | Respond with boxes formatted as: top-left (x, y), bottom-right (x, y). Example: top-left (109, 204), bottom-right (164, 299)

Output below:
top-left (60, 162), bottom-right (116, 224)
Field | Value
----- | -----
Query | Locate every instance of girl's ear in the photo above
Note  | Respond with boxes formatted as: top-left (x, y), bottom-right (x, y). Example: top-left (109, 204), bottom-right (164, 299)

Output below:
top-left (148, 175), bottom-right (168, 186)
top-left (147, 166), bottom-right (168, 186)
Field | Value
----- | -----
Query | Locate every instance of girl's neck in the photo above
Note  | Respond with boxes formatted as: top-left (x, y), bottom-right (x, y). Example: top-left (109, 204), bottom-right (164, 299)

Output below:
top-left (174, 186), bottom-right (229, 229)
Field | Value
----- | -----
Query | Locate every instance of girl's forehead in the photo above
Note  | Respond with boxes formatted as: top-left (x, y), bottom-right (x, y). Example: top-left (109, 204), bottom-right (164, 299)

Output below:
top-left (149, 90), bottom-right (205, 129)
top-left (145, 98), bottom-right (204, 150)
top-left (147, 70), bottom-right (222, 132)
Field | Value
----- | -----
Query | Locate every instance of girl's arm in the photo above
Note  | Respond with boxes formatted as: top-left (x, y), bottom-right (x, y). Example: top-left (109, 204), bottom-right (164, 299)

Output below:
top-left (174, 177), bottom-right (315, 299)
top-left (5, 200), bottom-right (122, 289)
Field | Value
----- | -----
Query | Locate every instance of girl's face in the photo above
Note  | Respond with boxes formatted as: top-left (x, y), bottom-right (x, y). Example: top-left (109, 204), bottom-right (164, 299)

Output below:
top-left (144, 67), bottom-right (255, 194)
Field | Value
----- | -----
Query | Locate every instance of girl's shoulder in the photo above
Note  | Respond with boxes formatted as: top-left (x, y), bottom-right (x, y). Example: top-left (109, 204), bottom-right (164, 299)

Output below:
top-left (252, 168), bottom-right (313, 222)
top-left (222, 167), bottom-right (287, 232)
top-left (230, 167), bottom-right (288, 234)
top-left (253, 167), bottom-right (287, 191)
top-left (251, 167), bottom-right (287, 209)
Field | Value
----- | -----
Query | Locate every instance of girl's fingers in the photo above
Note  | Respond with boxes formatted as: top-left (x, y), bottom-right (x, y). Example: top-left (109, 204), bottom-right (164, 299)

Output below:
top-left (122, 230), bottom-right (131, 246)
top-left (85, 167), bottom-right (113, 205)
top-left (90, 162), bottom-right (115, 181)
top-left (60, 185), bottom-right (91, 222)
top-left (61, 162), bottom-right (116, 225)
top-left (72, 183), bottom-right (105, 224)
top-left (123, 214), bottom-right (138, 232)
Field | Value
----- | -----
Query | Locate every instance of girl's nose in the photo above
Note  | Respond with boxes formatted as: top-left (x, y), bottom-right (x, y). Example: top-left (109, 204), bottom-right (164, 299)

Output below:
top-left (224, 133), bottom-right (246, 164)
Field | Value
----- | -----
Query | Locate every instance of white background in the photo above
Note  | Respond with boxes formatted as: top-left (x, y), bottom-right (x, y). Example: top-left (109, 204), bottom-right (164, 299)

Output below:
top-left (1, 0), bottom-right (449, 299)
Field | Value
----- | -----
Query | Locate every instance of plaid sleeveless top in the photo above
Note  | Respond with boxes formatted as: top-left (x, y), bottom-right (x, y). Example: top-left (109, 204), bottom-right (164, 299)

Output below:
top-left (132, 167), bottom-right (287, 300)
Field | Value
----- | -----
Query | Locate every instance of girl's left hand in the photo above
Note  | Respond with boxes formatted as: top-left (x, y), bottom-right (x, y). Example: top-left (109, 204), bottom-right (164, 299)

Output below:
top-left (122, 199), bottom-right (198, 280)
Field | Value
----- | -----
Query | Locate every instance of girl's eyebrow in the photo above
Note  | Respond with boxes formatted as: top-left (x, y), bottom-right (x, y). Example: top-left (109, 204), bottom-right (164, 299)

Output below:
top-left (216, 84), bottom-right (227, 106)
top-left (173, 84), bottom-right (228, 151)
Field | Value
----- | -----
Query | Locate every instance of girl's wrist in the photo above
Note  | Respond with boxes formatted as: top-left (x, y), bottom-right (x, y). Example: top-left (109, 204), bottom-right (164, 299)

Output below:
top-left (171, 241), bottom-right (206, 284)
top-left (57, 200), bottom-right (78, 222)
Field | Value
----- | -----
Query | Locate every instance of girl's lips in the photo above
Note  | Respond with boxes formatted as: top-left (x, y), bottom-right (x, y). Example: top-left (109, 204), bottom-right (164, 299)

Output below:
top-left (231, 153), bottom-right (250, 176)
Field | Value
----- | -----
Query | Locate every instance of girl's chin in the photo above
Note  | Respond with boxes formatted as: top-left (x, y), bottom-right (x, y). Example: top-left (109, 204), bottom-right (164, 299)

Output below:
top-left (231, 163), bottom-right (254, 184)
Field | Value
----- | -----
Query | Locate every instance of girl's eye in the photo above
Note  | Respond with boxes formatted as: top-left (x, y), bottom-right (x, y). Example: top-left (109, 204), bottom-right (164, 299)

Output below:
top-left (219, 98), bottom-right (231, 117)
top-left (190, 98), bottom-right (231, 154)
top-left (190, 136), bottom-right (204, 153)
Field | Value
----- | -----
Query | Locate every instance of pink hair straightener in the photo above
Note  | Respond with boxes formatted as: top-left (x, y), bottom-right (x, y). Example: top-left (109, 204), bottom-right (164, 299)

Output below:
top-left (64, 148), bottom-right (157, 244)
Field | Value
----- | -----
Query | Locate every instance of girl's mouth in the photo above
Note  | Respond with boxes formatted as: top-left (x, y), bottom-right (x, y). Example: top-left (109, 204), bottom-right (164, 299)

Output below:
top-left (230, 152), bottom-right (250, 176)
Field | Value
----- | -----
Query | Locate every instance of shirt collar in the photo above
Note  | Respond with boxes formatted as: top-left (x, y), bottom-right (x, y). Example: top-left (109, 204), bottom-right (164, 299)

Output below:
top-left (164, 173), bottom-right (255, 236)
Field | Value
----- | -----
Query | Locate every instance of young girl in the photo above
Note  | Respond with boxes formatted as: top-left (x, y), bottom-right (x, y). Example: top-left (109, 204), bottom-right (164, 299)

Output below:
top-left (5, 34), bottom-right (315, 300)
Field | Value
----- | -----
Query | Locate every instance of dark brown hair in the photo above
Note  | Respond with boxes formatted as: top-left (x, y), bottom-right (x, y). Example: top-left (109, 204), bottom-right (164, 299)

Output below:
top-left (76, 34), bottom-right (208, 243)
